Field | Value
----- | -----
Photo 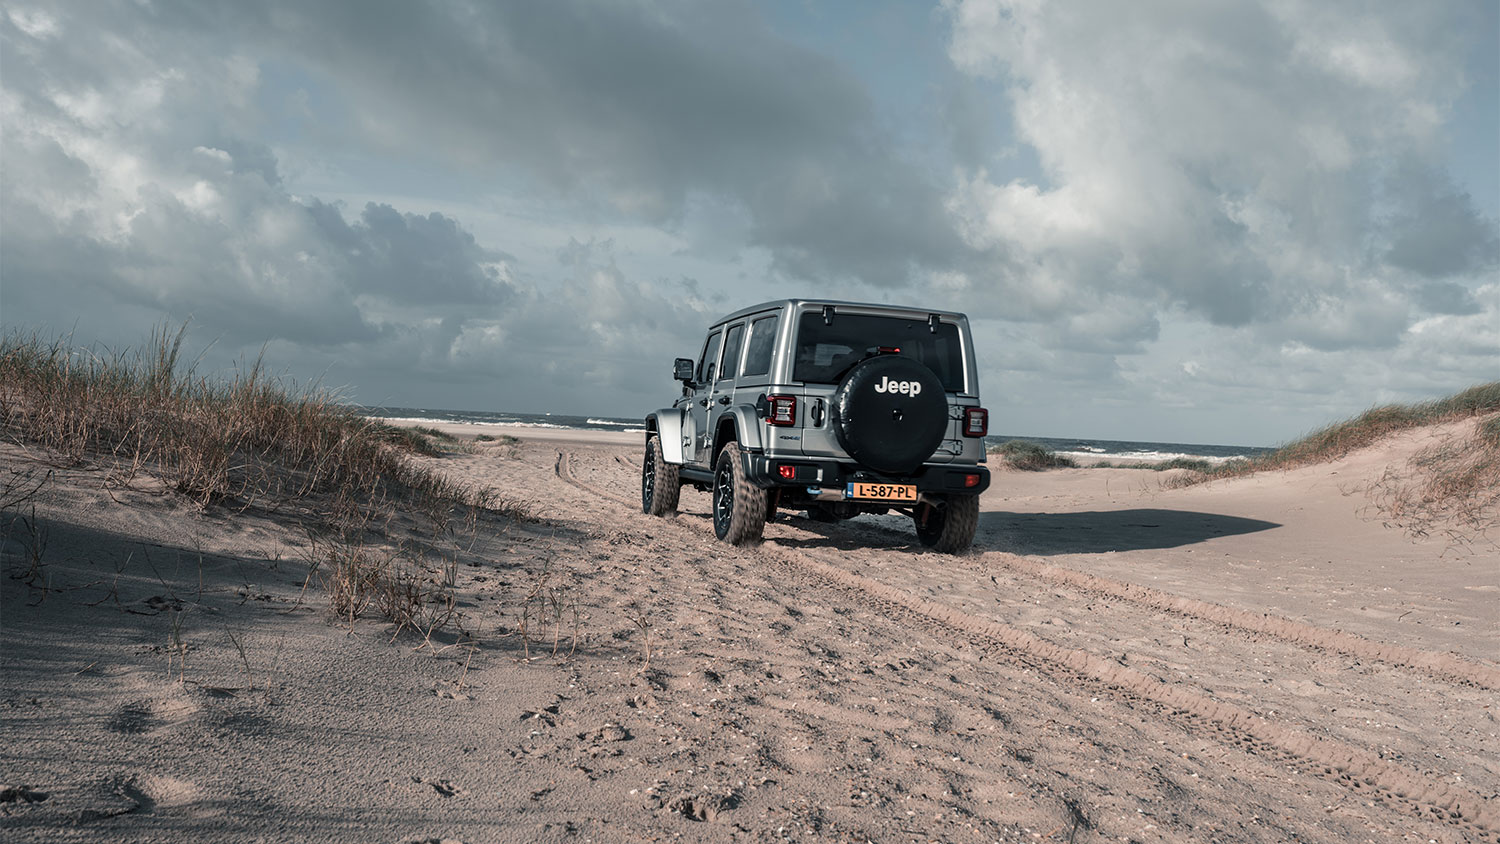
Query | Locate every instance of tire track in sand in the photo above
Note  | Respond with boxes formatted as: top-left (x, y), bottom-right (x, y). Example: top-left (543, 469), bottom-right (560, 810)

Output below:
top-left (565, 447), bottom-right (1498, 836)
top-left (969, 551), bottom-right (1500, 690)
top-left (829, 511), bottom-right (1499, 689)
top-left (555, 450), bottom-right (637, 509)
top-left (587, 449), bottom-right (1495, 690)
top-left (758, 545), bottom-right (1498, 838)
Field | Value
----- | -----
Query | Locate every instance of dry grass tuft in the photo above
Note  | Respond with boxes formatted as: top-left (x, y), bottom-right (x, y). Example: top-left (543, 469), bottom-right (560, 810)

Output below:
top-left (0, 324), bottom-right (530, 632)
top-left (1364, 412), bottom-right (1500, 549)
top-left (1170, 382), bottom-right (1500, 488)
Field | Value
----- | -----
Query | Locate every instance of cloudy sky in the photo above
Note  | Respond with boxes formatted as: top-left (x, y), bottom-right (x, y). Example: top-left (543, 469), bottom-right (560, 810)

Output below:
top-left (3, 0), bottom-right (1496, 446)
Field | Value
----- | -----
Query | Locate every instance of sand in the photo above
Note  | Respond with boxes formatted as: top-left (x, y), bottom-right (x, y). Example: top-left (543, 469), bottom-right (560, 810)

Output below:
top-left (2, 418), bottom-right (1496, 843)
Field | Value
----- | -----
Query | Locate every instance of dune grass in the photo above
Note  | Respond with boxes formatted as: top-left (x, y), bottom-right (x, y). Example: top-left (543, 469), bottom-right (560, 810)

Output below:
top-left (1173, 382), bottom-right (1500, 486)
top-left (0, 325), bottom-right (527, 632)
top-left (0, 325), bottom-right (499, 509)
top-left (1088, 456), bottom-right (1221, 472)
top-left (1361, 392), bottom-right (1500, 546)
top-left (991, 439), bottom-right (1078, 471)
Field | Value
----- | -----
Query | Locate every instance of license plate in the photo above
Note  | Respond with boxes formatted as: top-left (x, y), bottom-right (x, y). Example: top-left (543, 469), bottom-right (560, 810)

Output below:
top-left (846, 482), bottom-right (917, 502)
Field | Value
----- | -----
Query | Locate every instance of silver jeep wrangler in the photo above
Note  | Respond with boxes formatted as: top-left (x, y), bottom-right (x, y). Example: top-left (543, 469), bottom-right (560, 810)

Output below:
top-left (643, 299), bottom-right (990, 553)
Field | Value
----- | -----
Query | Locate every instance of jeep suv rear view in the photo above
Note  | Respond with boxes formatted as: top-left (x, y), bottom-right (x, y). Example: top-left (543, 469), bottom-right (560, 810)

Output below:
top-left (642, 300), bottom-right (989, 553)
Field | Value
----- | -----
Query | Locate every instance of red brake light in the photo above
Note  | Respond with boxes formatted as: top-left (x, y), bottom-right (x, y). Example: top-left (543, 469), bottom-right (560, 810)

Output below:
top-left (963, 473), bottom-right (981, 488)
top-left (777, 464), bottom-right (797, 480)
top-left (963, 407), bottom-right (988, 437)
top-left (767, 395), bottom-right (797, 426)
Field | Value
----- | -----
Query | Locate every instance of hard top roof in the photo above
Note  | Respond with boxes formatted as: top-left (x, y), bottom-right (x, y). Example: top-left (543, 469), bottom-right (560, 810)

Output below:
top-left (709, 299), bottom-right (969, 328)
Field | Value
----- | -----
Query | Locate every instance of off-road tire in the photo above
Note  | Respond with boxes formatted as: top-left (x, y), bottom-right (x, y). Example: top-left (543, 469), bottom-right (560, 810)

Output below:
top-left (914, 494), bottom-right (979, 554)
top-left (712, 442), bottom-right (766, 544)
top-left (641, 435), bottom-right (680, 516)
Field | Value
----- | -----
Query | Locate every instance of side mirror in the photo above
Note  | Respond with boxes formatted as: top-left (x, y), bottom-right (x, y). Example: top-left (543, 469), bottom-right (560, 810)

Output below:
top-left (673, 357), bottom-right (695, 383)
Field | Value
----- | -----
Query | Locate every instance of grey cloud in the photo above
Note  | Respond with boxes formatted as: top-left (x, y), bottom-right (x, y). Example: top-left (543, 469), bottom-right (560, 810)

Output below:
top-left (145, 0), bottom-right (965, 288)
top-left (308, 202), bottom-right (516, 307)
top-left (1382, 161), bottom-right (1499, 280)
top-left (1412, 281), bottom-right (1481, 316)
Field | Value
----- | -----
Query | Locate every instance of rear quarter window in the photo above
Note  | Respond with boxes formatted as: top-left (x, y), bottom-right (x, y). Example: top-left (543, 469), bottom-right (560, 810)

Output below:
top-left (741, 315), bottom-right (780, 378)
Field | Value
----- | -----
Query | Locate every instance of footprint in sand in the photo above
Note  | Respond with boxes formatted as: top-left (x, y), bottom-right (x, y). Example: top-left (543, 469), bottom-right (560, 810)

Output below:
top-left (106, 696), bottom-right (199, 734)
top-left (0, 785), bottom-right (49, 804)
top-left (411, 776), bottom-right (464, 798)
top-left (106, 703), bottom-right (161, 734)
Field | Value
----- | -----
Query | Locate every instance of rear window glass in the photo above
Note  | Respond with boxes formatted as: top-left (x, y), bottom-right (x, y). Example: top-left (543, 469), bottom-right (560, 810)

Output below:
top-left (792, 312), bottom-right (964, 391)
top-left (742, 315), bottom-right (779, 378)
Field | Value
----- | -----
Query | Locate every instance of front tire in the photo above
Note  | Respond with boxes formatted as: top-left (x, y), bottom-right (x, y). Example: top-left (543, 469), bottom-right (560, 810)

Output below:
top-left (914, 494), bottom-right (979, 554)
top-left (712, 443), bottom-right (766, 544)
top-left (642, 435), bottom-right (680, 516)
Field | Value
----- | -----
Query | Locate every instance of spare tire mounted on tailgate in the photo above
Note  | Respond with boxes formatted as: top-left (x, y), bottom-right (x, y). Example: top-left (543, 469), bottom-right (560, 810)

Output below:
top-left (830, 355), bottom-right (947, 475)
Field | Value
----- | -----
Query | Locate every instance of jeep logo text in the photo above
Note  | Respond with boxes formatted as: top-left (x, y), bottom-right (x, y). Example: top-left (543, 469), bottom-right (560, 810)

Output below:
top-left (873, 376), bottom-right (921, 396)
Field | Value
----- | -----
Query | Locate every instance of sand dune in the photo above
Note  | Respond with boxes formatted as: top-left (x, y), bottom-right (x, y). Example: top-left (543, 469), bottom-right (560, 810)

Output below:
top-left (2, 419), bottom-right (1496, 843)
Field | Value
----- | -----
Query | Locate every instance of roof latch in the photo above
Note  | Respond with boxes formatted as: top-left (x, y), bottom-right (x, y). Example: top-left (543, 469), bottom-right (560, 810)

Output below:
top-left (822, 304), bottom-right (835, 325)
top-left (928, 313), bottom-right (940, 333)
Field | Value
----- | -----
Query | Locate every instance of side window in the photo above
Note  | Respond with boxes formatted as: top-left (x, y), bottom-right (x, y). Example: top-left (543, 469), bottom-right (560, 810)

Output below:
top-left (742, 315), bottom-right (779, 378)
top-left (719, 323), bottom-right (745, 381)
top-left (697, 330), bottom-right (722, 384)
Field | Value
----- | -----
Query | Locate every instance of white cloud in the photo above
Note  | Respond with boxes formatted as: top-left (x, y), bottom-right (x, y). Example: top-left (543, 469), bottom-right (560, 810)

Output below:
top-left (942, 0), bottom-right (1496, 344)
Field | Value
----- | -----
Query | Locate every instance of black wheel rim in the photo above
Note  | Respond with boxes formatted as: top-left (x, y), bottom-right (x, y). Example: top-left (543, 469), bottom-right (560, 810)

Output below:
top-left (641, 444), bottom-right (655, 510)
top-left (713, 458), bottom-right (733, 536)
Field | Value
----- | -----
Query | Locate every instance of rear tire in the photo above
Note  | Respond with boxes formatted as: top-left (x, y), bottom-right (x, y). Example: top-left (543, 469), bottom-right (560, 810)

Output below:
top-left (641, 435), bottom-right (680, 516)
top-left (914, 494), bottom-right (979, 554)
top-left (712, 443), bottom-right (766, 544)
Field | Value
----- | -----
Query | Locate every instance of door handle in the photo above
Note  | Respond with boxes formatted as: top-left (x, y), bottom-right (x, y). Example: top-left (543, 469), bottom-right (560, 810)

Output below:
top-left (717, 396), bottom-right (731, 405)
top-left (699, 398), bottom-right (708, 407)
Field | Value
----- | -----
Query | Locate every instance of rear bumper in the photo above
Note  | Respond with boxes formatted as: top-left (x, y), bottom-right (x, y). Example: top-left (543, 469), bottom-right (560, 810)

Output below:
top-left (743, 453), bottom-right (990, 496)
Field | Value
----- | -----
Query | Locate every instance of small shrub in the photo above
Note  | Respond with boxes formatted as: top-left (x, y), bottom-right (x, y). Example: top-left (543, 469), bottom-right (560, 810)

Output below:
top-left (374, 423), bottom-right (445, 457)
top-left (1153, 457), bottom-right (1215, 473)
top-left (1365, 412), bottom-right (1500, 547)
top-left (992, 440), bottom-right (1077, 471)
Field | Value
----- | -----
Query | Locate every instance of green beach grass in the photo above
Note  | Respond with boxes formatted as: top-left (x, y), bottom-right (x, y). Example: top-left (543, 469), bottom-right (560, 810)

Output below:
top-left (990, 439), bottom-right (1079, 471)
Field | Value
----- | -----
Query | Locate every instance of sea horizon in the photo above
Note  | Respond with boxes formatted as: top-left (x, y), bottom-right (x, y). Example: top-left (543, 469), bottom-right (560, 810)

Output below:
top-left (359, 404), bottom-right (1274, 464)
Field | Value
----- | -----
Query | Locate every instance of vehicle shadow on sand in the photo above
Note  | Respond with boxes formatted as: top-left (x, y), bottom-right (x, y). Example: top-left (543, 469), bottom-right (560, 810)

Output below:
top-left (978, 508), bottom-right (1280, 556)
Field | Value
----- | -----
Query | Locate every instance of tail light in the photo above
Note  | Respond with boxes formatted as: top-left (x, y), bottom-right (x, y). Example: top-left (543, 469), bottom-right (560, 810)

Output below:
top-left (766, 394), bottom-right (797, 426)
top-left (963, 407), bottom-right (988, 437)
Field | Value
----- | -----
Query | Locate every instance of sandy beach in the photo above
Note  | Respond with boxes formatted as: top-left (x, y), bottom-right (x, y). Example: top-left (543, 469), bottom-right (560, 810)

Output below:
top-left (3, 418), bottom-right (1497, 843)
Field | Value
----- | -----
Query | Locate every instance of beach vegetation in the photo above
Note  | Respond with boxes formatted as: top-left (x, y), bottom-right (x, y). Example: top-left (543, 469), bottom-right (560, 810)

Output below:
top-left (474, 433), bottom-right (521, 446)
top-left (1088, 456), bottom-right (1224, 472)
top-left (1172, 382), bottom-right (1500, 485)
top-left (990, 439), bottom-right (1078, 470)
top-left (0, 324), bottom-right (528, 633)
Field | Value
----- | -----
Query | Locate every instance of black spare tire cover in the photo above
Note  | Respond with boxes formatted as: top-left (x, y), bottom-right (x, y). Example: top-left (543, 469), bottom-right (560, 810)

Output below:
top-left (830, 355), bottom-right (947, 475)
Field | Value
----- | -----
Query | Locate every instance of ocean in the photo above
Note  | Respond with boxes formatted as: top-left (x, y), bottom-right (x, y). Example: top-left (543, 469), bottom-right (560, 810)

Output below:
top-left (360, 406), bottom-right (1273, 465)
